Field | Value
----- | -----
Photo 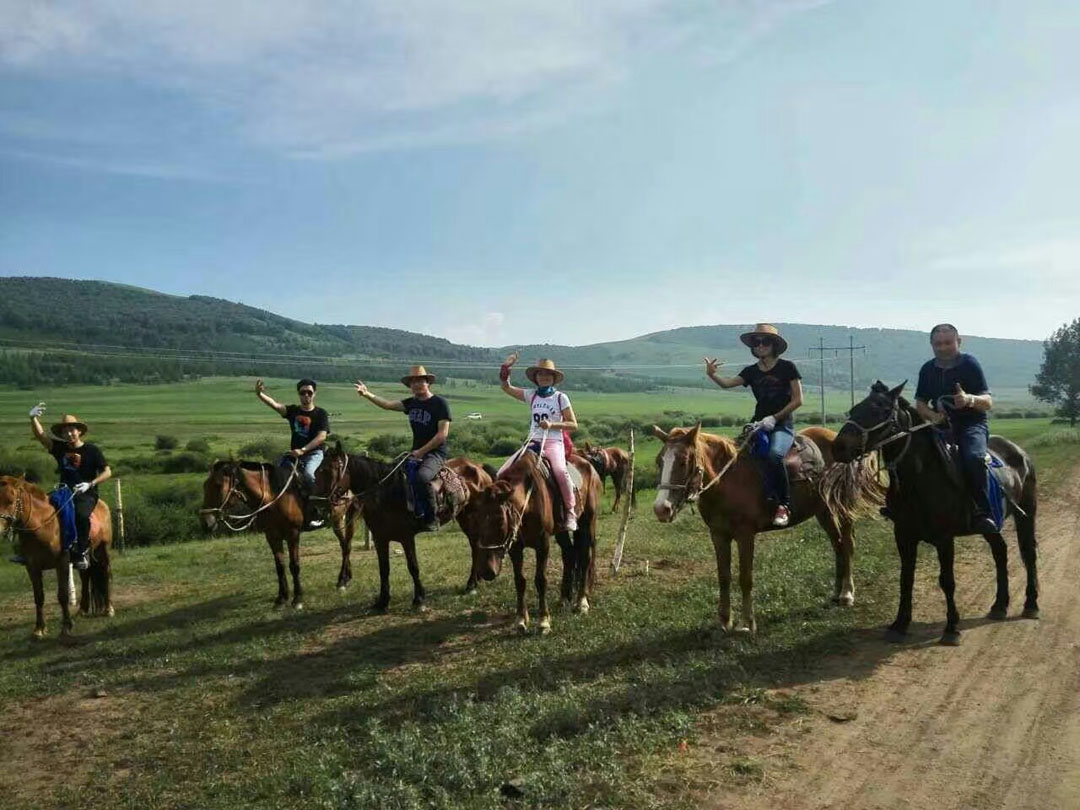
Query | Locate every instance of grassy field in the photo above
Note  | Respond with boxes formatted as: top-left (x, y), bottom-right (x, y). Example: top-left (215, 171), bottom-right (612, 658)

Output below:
top-left (0, 380), bottom-right (1073, 809)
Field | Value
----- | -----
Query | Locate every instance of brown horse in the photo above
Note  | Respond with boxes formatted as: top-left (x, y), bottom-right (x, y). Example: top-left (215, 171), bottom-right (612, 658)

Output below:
top-left (584, 442), bottom-right (635, 513)
top-left (0, 476), bottom-right (113, 639)
top-left (652, 424), bottom-right (882, 634)
top-left (200, 460), bottom-right (360, 609)
top-left (467, 449), bottom-right (602, 633)
top-left (314, 445), bottom-right (479, 612)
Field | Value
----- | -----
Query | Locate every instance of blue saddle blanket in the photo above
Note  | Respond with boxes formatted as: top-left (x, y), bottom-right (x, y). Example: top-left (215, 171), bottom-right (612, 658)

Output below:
top-left (750, 429), bottom-right (770, 460)
top-left (987, 454), bottom-right (1006, 531)
top-left (49, 486), bottom-right (78, 551)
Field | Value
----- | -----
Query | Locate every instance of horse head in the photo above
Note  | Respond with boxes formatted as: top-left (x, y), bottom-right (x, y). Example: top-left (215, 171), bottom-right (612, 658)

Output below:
top-left (833, 380), bottom-right (907, 463)
top-left (314, 441), bottom-right (351, 506)
top-left (652, 423), bottom-right (703, 523)
top-left (0, 476), bottom-right (27, 535)
top-left (200, 460), bottom-right (249, 534)
top-left (469, 452), bottom-right (542, 580)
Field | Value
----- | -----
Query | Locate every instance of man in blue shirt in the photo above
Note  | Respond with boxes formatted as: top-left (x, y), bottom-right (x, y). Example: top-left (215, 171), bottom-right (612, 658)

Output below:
top-left (913, 323), bottom-right (997, 534)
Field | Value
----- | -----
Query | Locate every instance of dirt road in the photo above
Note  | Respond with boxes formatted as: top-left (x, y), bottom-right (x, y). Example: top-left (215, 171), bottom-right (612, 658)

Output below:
top-left (717, 468), bottom-right (1080, 810)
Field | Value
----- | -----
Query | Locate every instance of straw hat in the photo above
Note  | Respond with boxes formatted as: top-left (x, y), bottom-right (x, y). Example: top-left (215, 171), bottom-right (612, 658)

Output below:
top-left (739, 323), bottom-right (788, 355)
top-left (50, 413), bottom-right (89, 442)
top-left (525, 358), bottom-right (565, 385)
top-left (400, 365), bottom-right (437, 386)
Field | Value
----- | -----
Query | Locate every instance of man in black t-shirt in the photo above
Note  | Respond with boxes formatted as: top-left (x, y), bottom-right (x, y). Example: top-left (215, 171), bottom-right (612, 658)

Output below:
top-left (913, 324), bottom-right (996, 534)
top-left (255, 378), bottom-right (330, 528)
top-left (354, 365), bottom-right (452, 532)
top-left (28, 406), bottom-right (112, 570)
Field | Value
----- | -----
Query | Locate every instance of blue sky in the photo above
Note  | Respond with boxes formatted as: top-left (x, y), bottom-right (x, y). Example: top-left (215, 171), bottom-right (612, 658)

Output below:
top-left (1, 1), bottom-right (1078, 346)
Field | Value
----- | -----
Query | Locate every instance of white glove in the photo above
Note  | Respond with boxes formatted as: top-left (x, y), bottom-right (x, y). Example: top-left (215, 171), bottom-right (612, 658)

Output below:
top-left (29, 402), bottom-right (46, 418)
top-left (73, 482), bottom-right (92, 495)
top-left (758, 415), bottom-right (777, 432)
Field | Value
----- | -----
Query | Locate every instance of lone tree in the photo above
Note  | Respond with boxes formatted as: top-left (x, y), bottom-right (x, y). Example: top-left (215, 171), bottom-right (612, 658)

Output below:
top-left (1031, 318), bottom-right (1080, 427)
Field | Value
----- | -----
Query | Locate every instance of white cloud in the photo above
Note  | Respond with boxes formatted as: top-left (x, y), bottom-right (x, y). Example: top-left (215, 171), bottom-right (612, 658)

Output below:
top-left (442, 312), bottom-right (506, 347)
top-left (0, 1), bottom-right (829, 159)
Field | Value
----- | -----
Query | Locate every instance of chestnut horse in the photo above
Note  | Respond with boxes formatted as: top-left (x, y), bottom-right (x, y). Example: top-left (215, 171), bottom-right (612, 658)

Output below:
top-left (200, 460), bottom-right (360, 609)
top-left (314, 446), bottom-right (483, 612)
top-left (833, 382), bottom-right (1039, 645)
top-left (584, 442), bottom-right (635, 513)
top-left (652, 424), bottom-right (882, 634)
top-left (467, 449), bottom-right (602, 633)
top-left (0, 476), bottom-right (113, 639)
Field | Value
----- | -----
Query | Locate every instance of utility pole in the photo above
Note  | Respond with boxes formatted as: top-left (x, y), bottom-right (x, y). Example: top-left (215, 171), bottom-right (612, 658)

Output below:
top-left (808, 335), bottom-right (868, 423)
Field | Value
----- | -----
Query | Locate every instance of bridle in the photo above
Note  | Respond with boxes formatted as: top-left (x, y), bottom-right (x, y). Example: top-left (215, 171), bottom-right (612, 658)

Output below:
top-left (840, 398), bottom-right (940, 474)
top-left (656, 426), bottom-right (762, 517)
top-left (477, 477), bottom-right (536, 553)
top-left (200, 460), bottom-right (299, 532)
top-left (0, 481), bottom-right (73, 536)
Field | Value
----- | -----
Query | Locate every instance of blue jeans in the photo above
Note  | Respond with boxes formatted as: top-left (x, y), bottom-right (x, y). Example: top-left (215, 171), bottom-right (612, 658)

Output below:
top-left (764, 419), bottom-right (795, 507)
top-left (952, 421), bottom-right (990, 515)
top-left (279, 448), bottom-right (324, 490)
top-left (406, 453), bottom-right (445, 522)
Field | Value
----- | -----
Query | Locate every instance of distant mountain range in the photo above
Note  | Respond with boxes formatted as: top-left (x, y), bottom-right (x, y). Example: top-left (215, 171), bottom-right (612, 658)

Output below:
top-left (0, 277), bottom-right (1044, 393)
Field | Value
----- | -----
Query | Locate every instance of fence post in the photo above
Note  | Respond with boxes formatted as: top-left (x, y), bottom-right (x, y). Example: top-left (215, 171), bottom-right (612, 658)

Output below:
top-left (610, 428), bottom-right (635, 575)
top-left (114, 478), bottom-right (126, 554)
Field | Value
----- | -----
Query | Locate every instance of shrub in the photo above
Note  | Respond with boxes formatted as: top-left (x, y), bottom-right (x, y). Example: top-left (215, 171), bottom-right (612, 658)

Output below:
top-left (185, 437), bottom-right (211, 453)
top-left (237, 437), bottom-right (284, 462)
top-left (367, 433), bottom-right (411, 460)
top-left (0, 448), bottom-right (53, 484)
top-left (155, 435), bottom-right (179, 450)
top-left (720, 414), bottom-right (739, 427)
top-left (488, 438), bottom-right (521, 456)
top-left (119, 475), bottom-right (206, 546)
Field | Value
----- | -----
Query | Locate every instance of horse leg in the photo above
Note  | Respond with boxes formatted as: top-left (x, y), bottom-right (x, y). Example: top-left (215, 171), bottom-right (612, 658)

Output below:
top-left (403, 535), bottom-right (426, 611)
top-left (266, 533), bottom-right (289, 607)
top-left (29, 566), bottom-right (46, 639)
top-left (78, 563), bottom-right (91, 616)
top-left (536, 538), bottom-right (551, 634)
top-left (90, 542), bottom-right (114, 617)
top-left (334, 511), bottom-right (353, 592)
top-left (372, 535), bottom-right (391, 612)
top-left (556, 531), bottom-right (575, 608)
top-left (887, 528), bottom-right (918, 642)
top-left (1016, 507), bottom-right (1039, 619)
top-left (55, 564), bottom-right (74, 637)
top-left (572, 525), bottom-right (593, 614)
top-left (510, 543), bottom-right (529, 634)
top-left (288, 531), bottom-right (304, 610)
top-left (984, 532), bottom-right (1010, 620)
top-left (710, 528), bottom-right (733, 633)
top-left (610, 470), bottom-right (622, 514)
top-left (735, 532), bottom-right (757, 635)
top-left (816, 512), bottom-right (855, 607)
top-left (936, 536), bottom-right (961, 645)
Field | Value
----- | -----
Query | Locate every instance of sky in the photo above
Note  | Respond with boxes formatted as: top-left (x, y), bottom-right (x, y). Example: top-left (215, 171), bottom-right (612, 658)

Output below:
top-left (1, 0), bottom-right (1078, 347)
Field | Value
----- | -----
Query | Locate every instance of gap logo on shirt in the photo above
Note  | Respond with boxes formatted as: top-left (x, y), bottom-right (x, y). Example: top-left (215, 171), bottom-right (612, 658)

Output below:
top-left (408, 408), bottom-right (433, 426)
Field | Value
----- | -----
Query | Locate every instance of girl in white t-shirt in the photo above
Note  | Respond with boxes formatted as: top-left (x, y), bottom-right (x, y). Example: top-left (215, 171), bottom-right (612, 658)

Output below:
top-left (498, 353), bottom-right (579, 531)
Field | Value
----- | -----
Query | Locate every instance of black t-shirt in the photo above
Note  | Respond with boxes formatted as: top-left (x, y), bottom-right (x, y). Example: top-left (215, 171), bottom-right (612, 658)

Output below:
top-left (283, 405), bottom-right (330, 451)
top-left (914, 353), bottom-right (990, 426)
top-left (50, 440), bottom-right (107, 489)
top-left (401, 395), bottom-right (452, 456)
top-left (739, 359), bottom-right (802, 422)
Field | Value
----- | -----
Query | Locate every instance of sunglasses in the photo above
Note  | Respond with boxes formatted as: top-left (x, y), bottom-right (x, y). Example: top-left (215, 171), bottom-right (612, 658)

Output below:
top-left (749, 338), bottom-right (774, 348)
top-left (299, 390), bottom-right (315, 397)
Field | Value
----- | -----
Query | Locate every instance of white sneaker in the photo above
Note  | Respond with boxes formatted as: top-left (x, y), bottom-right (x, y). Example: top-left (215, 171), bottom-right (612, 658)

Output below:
top-left (563, 515), bottom-right (578, 532)
top-left (771, 505), bottom-right (791, 527)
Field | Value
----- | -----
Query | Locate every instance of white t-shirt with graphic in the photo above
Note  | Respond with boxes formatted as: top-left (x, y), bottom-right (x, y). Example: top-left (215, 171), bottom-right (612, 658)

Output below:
top-left (528, 390), bottom-right (571, 443)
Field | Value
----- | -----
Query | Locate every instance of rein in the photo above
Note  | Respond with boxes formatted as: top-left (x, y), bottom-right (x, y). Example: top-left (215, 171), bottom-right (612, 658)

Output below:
top-left (200, 460), bottom-right (300, 532)
top-left (656, 427), bottom-right (759, 516)
top-left (0, 483), bottom-right (76, 536)
top-left (478, 429), bottom-right (549, 553)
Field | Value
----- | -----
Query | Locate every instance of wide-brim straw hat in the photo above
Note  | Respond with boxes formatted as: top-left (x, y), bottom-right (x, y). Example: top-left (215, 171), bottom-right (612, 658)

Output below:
top-left (525, 358), bottom-right (565, 385)
top-left (401, 365), bottom-right (437, 386)
top-left (50, 413), bottom-right (89, 442)
top-left (739, 323), bottom-right (788, 356)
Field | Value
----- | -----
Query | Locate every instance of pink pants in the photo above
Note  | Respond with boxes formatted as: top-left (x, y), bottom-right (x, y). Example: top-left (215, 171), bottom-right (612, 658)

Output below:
top-left (500, 439), bottom-right (576, 515)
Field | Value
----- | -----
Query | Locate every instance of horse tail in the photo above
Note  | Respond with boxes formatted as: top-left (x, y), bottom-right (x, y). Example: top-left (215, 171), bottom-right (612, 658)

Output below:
top-left (88, 541), bottom-right (113, 616)
top-left (818, 456), bottom-right (886, 526)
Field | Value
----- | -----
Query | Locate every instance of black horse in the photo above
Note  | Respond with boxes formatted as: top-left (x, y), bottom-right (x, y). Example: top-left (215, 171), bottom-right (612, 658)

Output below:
top-left (833, 381), bottom-right (1038, 645)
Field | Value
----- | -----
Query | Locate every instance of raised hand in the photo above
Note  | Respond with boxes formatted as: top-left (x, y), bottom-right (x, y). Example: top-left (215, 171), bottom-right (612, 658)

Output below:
top-left (28, 402), bottom-right (46, 418)
top-left (255, 379), bottom-right (265, 396)
top-left (504, 351), bottom-right (520, 367)
top-left (704, 357), bottom-right (722, 377)
top-left (354, 380), bottom-right (369, 397)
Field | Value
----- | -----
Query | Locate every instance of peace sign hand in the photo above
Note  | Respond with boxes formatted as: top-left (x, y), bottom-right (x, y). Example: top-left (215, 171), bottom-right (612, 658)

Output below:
top-left (504, 351), bottom-right (520, 367)
top-left (354, 380), bottom-right (369, 397)
top-left (704, 357), bottom-right (723, 377)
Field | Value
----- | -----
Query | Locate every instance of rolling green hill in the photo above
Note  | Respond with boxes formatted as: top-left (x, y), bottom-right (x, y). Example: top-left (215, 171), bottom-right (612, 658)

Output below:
top-left (0, 277), bottom-right (1046, 399)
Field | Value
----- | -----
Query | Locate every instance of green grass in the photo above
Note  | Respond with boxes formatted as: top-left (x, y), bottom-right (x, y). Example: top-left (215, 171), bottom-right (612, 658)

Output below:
top-left (0, 380), bottom-right (1068, 809)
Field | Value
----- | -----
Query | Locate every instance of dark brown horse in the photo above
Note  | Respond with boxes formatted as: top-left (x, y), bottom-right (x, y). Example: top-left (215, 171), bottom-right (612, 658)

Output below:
top-left (200, 460), bottom-right (360, 609)
top-left (584, 442), bottom-right (635, 513)
top-left (0, 476), bottom-right (113, 639)
top-left (467, 449), bottom-right (602, 633)
top-left (652, 424), bottom-right (882, 634)
top-left (833, 382), bottom-right (1039, 645)
top-left (314, 445), bottom-right (479, 612)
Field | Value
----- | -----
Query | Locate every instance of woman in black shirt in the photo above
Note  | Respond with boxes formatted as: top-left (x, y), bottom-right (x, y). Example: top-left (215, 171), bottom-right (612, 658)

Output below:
top-left (704, 324), bottom-right (804, 527)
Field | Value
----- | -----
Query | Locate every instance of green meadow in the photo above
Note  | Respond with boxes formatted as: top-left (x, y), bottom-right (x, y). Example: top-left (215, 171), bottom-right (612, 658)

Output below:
top-left (0, 378), bottom-right (1072, 809)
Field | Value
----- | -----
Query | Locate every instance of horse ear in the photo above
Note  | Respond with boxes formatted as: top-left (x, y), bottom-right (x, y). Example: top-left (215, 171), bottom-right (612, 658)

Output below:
top-left (584, 441), bottom-right (593, 452)
top-left (686, 422), bottom-right (701, 442)
top-left (335, 439), bottom-right (343, 452)
top-left (492, 480), bottom-right (514, 501)
top-left (652, 425), bottom-right (669, 441)
top-left (888, 380), bottom-right (907, 399)
top-left (210, 458), bottom-right (219, 471)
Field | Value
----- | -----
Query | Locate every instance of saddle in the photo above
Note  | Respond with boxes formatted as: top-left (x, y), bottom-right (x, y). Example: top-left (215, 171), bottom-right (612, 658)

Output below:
top-left (930, 430), bottom-right (1009, 530)
top-left (749, 432), bottom-right (826, 483)
top-left (535, 455), bottom-right (583, 527)
top-left (403, 465), bottom-right (468, 522)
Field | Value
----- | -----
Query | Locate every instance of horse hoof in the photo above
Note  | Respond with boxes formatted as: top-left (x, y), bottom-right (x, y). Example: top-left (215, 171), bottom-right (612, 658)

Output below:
top-left (1022, 606), bottom-right (1040, 620)
top-left (515, 621), bottom-right (529, 636)
top-left (734, 624), bottom-right (755, 636)
top-left (293, 602), bottom-right (304, 611)
top-left (371, 602), bottom-right (389, 614)
top-left (463, 588), bottom-right (478, 597)
top-left (939, 631), bottom-right (961, 647)
top-left (106, 605), bottom-right (115, 618)
top-left (837, 594), bottom-right (855, 608)
top-left (574, 598), bottom-right (590, 615)
top-left (337, 586), bottom-right (348, 595)
top-left (884, 627), bottom-right (907, 644)
top-left (539, 620), bottom-right (551, 635)
top-left (273, 600), bottom-right (287, 610)
top-left (413, 602), bottom-right (428, 613)
top-left (987, 607), bottom-right (1008, 621)
top-left (31, 628), bottom-right (46, 641)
